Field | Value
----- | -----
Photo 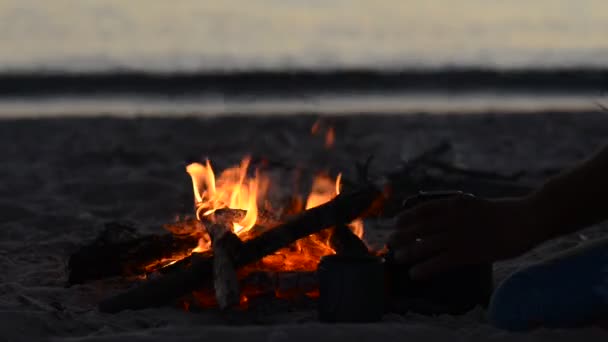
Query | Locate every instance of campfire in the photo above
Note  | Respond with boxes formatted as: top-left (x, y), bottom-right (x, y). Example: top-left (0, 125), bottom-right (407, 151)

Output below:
top-left (183, 156), bottom-right (364, 272)
top-left (99, 159), bottom-right (379, 313)
top-left (68, 121), bottom-right (496, 319)
top-left (69, 121), bottom-right (385, 314)
top-left (165, 156), bottom-right (370, 310)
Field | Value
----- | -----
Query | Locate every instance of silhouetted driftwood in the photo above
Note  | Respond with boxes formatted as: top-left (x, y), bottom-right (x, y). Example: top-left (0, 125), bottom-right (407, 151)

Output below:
top-left (158, 222), bottom-right (370, 278)
top-left (68, 221), bottom-right (200, 285)
top-left (98, 184), bottom-right (381, 313)
top-left (68, 208), bottom-right (280, 285)
top-left (399, 141), bottom-right (452, 174)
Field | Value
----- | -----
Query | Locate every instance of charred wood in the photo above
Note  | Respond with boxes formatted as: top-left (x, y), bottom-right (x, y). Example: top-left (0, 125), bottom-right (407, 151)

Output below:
top-left (68, 221), bottom-right (199, 285)
top-left (98, 185), bottom-right (381, 313)
top-left (68, 208), bottom-right (280, 285)
top-left (207, 223), bottom-right (242, 310)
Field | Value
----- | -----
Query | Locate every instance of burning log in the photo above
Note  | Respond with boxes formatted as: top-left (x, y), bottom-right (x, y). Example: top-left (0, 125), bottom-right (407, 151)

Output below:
top-left (98, 184), bottom-right (382, 313)
top-left (156, 222), bottom-right (366, 278)
top-left (206, 223), bottom-right (242, 310)
top-left (233, 185), bottom-right (379, 265)
top-left (212, 208), bottom-right (281, 228)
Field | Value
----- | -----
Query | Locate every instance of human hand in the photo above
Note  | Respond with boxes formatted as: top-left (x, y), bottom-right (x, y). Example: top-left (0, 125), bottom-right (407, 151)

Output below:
top-left (388, 194), bottom-right (545, 280)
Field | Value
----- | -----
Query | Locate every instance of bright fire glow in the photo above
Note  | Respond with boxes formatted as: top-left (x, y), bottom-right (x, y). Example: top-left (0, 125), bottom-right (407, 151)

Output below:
top-left (182, 156), bottom-right (364, 269)
top-left (186, 157), bottom-right (262, 234)
top-left (160, 120), bottom-right (367, 309)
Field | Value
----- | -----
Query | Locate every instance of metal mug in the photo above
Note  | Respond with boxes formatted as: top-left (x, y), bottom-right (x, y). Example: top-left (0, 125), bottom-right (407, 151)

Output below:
top-left (318, 254), bottom-right (385, 322)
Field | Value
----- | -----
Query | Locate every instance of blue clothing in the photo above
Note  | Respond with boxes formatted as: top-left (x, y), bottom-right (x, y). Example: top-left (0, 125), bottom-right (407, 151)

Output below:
top-left (488, 237), bottom-right (608, 331)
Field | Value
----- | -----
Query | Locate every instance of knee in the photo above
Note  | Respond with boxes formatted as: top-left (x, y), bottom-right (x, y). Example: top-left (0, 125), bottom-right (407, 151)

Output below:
top-left (488, 269), bottom-right (542, 331)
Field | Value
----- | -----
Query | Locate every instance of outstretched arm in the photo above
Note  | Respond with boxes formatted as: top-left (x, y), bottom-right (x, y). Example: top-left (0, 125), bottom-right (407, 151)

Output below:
top-left (530, 145), bottom-right (608, 240)
top-left (388, 145), bottom-right (608, 280)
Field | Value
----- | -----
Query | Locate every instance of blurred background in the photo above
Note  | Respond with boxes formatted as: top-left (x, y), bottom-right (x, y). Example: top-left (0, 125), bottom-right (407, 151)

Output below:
top-left (1, 0), bottom-right (607, 117)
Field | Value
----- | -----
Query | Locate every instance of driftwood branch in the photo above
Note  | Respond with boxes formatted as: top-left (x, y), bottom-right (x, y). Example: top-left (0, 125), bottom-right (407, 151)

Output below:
top-left (68, 221), bottom-right (200, 285)
top-left (68, 208), bottom-right (280, 285)
top-left (98, 185), bottom-right (381, 313)
top-left (399, 141), bottom-right (452, 173)
top-left (207, 223), bottom-right (241, 310)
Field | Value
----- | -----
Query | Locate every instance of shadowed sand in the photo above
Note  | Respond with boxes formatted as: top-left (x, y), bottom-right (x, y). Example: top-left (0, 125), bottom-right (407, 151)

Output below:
top-left (1, 112), bottom-right (608, 341)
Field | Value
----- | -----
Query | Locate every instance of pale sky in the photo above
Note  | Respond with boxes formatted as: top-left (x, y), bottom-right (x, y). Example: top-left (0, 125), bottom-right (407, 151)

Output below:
top-left (1, 0), bottom-right (607, 70)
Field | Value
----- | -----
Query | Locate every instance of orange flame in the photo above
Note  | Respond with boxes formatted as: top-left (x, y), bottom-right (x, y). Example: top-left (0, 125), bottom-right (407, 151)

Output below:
top-left (186, 157), bottom-right (263, 245)
top-left (325, 127), bottom-right (335, 148)
top-left (183, 157), bottom-right (363, 269)
top-left (305, 173), bottom-right (340, 210)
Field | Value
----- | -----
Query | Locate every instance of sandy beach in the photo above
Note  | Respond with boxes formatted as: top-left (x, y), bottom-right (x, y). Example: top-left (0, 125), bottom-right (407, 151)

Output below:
top-left (2, 0), bottom-right (608, 340)
top-left (1, 112), bottom-right (608, 341)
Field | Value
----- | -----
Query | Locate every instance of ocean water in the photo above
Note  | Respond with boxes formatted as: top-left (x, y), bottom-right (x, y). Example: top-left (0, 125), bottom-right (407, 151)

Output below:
top-left (1, 0), bottom-right (607, 116)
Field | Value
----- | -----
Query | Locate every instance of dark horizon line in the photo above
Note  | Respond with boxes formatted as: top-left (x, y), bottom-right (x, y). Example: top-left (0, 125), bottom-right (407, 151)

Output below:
top-left (1, 67), bottom-right (607, 97)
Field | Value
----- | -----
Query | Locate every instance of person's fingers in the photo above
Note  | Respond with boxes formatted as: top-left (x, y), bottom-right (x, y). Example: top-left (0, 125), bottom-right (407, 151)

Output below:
top-left (389, 212), bottom-right (453, 248)
top-left (387, 223), bottom-right (424, 248)
top-left (396, 196), bottom-right (463, 230)
top-left (408, 250), bottom-right (467, 281)
top-left (388, 219), bottom-right (448, 248)
top-left (392, 233), bottom-right (451, 264)
top-left (395, 200), bottom-right (441, 229)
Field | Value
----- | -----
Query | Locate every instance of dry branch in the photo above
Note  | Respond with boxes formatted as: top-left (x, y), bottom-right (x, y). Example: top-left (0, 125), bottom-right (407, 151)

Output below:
top-left (423, 159), bottom-right (525, 182)
top-left (98, 184), bottom-right (381, 313)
